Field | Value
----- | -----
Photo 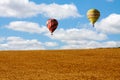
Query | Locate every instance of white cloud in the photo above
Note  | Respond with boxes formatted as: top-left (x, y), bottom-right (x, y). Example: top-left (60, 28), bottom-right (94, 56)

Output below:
top-left (46, 28), bottom-right (107, 41)
top-left (45, 27), bottom-right (120, 49)
top-left (0, 36), bottom-right (45, 50)
top-left (0, 37), bottom-right (5, 43)
top-left (44, 42), bottom-right (58, 47)
top-left (40, 3), bottom-right (81, 19)
top-left (0, 0), bottom-right (81, 19)
top-left (0, 36), bottom-right (119, 50)
top-left (96, 14), bottom-right (120, 34)
top-left (6, 21), bottom-right (48, 34)
top-left (45, 28), bottom-right (118, 49)
top-left (0, 0), bottom-right (38, 18)
top-left (61, 41), bottom-right (120, 49)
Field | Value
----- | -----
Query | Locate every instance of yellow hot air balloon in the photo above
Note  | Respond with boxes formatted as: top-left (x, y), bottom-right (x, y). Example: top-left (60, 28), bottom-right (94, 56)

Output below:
top-left (87, 9), bottom-right (100, 27)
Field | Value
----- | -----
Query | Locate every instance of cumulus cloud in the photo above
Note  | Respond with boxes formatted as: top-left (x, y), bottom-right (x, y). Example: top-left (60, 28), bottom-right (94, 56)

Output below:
top-left (0, 37), bottom-right (5, 43)
top-left (0, 0), bottom-right (81, 19)
top-left (0, 0), bottom-right (38, 18)
top-left (44, 42), bottom-right (58, 47)
top-left (0, 36), bottom-right (45, 50)
top-left (96, 14), bottom-right (120, 34)
top-left (5, 21), bottom-right (48, 34)
top-left (45, 27), bottom-right (120, 49)
top-left (0, 36), bottom-right (60, 50)
top-left (61, 41), bottom-right (120, 49)
top-left (46, 28), bottom-right (107, 41)
top-left (40, 3), bottom-right (81, 19)
top-left (0, 36), bottom-right (119, 50)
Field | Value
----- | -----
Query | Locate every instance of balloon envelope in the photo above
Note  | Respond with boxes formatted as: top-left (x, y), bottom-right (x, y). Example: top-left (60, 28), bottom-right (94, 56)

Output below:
top-left (46, 18), bottom-right (58, 35)
top-left (87, 9), bottom-right (100, 27)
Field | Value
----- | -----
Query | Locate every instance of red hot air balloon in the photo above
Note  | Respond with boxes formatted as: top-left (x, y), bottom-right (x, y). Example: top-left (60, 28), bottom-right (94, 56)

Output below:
top-left (46, 18), bottom-right (58, 35)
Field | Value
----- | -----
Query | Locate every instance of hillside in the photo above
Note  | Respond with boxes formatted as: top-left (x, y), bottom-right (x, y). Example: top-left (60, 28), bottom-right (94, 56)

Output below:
top-left (0, 48), bottom-right (120, 80)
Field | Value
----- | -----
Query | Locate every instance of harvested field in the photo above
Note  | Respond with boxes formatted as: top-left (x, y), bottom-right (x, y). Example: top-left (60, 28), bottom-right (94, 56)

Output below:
top-left (0, 48), bottom-right (120, 80)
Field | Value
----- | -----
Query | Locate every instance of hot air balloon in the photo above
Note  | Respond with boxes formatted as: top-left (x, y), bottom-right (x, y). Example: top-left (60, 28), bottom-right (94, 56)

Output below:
top-left (87, 9), bottom-right (100, 27)
top-left (46, 18), bottom-right (58, 35)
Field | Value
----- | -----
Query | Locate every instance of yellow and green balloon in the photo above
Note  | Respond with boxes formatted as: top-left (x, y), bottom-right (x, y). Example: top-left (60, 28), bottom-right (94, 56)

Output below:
top-left (87, 9), bottom-right (100, 27)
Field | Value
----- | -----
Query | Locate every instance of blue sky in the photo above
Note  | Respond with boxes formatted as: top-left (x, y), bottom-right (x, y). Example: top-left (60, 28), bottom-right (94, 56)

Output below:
top-left (0, 0), bottom-right (120, 50)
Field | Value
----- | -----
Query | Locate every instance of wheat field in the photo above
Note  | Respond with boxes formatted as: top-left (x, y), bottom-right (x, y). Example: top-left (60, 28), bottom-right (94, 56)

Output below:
top-left (0, 48), bottom-right (120, 80)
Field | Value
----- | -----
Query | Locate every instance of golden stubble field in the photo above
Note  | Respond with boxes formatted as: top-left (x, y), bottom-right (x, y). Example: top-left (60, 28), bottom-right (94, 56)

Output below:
top-left (0, 48), bottom-right (120, 80)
